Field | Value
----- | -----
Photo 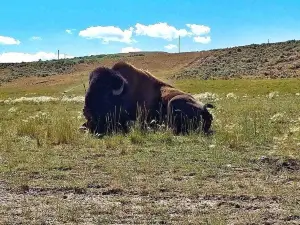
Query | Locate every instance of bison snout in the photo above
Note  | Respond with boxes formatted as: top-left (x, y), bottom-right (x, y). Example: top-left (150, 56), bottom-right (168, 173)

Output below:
top-left (202, 113), bottom-right (213, 134)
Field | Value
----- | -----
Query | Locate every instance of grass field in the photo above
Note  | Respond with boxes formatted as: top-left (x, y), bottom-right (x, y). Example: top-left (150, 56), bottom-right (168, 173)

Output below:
top-left (1, 74), bottom-right (300, 224)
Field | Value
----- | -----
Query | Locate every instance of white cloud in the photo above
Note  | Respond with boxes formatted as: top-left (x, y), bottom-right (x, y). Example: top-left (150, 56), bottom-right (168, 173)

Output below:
top-left (66, 29), bottom-right (76, 34)
top-left (30, 36), bottom-right (42, 41)
top-left (121, 47), bottom-right (141, 53)
top-left (79, 26), bottom-right (134, 43)
top-left (78, 22), bottom-right (212, 46)
top-left (164, 44), bottom-right (178, 50)
top-left (186, 24), bottom-right (210, 36)
top-left (193, 36), bottom-right (211, 44)
top-left (0, 52), bottom-right (74, 63)
top-left (0, 35), bottom-right (21, 45)
top-left (135, 22), bottom-right (190, 41)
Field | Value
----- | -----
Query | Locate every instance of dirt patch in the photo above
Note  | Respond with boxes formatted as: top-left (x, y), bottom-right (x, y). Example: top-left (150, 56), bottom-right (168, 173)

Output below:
top-left (0, 182), bottom-right (298, 224)
top-left (102, 188), bottom-right (123, 196)
top-left (257, 156), bottom-right (300, 172)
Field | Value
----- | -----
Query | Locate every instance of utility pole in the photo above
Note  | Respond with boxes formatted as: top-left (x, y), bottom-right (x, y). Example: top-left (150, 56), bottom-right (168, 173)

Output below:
top-left (58, 50), bottom-right (60, 60)
top-left (178, 35), bottom-right (181, 53)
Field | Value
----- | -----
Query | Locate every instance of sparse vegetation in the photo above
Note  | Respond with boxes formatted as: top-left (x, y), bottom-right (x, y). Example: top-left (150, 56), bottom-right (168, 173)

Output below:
top-left (175, 40), bottom-right (300, 79)
top-left (0, 59), bottom-right (77, 83)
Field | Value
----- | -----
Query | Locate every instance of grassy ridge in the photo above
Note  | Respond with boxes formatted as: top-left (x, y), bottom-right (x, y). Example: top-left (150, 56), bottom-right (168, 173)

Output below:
top-left (175, 40), bottom-right (300, 79)
top-left (0, 59), bottom-right (78, 83)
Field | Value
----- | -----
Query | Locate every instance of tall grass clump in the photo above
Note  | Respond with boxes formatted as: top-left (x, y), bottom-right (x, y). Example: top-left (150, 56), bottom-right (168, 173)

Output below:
top-left (15, 108), bottom-right (81, 146)
top-left (220, 111), bottom-right (276, 153)
top-left (46, 112), bottom-right (79, 145)
top-left (16, 112), bottom-right (49, 146)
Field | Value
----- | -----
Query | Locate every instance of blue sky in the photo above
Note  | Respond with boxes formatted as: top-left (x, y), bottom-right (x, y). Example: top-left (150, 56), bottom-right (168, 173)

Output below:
top-left (0, 0), bottom-right (299, 62)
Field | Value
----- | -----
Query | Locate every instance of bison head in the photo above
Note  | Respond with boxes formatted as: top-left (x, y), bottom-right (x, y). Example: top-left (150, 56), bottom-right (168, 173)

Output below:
top-left (201, 103), bottom-right (214, 134)
top-left (83, 66), bottom-right (129, 134)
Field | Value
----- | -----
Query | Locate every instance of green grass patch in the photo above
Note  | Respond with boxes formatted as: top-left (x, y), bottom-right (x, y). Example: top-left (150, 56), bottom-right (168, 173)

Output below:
top-left (174, 78), bottom-right (300, 95)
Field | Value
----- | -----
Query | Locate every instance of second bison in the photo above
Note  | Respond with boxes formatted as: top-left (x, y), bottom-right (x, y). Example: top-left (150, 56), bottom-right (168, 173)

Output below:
top-left (81, 61), bottom-right (214, 135)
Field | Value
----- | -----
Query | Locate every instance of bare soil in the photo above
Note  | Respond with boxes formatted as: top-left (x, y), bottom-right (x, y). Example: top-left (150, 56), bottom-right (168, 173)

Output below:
top-left (1, 181), bottom-right (299, 225)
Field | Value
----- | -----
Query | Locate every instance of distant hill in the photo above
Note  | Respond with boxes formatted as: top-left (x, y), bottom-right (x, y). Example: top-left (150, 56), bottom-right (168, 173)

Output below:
top-left (174, 40), bottom-right (300, 80)
top-left (1, 39), bottom-right (299, 85)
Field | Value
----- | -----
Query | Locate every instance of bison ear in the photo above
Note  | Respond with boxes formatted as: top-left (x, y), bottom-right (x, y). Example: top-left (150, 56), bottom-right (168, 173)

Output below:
top-left (112, 74), bottom-right (127, 96)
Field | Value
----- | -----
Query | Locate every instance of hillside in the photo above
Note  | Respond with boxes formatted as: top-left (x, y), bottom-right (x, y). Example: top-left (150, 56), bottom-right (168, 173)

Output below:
top-left (175, 39), bottom-right (300, 80)
top-left (0, 39), bottom-right (300, 86)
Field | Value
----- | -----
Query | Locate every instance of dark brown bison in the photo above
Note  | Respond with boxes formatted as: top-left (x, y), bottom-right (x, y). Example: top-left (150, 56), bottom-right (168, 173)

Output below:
top-left (80, 61), bottom-right (214, 135)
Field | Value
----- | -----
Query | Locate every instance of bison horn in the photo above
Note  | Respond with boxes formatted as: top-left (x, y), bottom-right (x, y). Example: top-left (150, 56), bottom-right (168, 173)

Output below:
top-left (112, 80), bottom-right (125, 96)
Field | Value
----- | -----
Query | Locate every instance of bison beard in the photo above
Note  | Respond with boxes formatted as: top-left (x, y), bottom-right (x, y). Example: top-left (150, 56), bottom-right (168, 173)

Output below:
top-left (80, 62), bottom-right (214, 136)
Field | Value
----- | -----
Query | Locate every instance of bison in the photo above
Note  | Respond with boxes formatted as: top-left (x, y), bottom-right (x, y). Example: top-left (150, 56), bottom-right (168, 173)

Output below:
top-left (80, 61), bottom-right (214, 135)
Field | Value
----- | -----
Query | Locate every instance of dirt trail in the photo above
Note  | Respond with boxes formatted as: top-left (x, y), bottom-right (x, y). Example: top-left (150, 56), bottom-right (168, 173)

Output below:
top-left (0, 183), bottom-right (298, 224)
